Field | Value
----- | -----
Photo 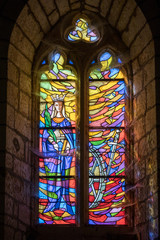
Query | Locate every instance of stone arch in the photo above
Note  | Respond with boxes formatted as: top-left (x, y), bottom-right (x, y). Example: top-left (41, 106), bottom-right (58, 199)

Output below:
top-left (5, 0), bottom-right (157, 240)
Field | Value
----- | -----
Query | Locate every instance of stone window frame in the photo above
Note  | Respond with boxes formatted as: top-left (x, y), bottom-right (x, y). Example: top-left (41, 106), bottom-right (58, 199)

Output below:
top-left (32, 12), bottom-right (133, 231)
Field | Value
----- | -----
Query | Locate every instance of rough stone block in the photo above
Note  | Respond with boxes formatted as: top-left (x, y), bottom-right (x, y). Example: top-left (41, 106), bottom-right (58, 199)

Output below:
top-left (14, 201), bottom-right (18, 218)
top-left (146, 128), bottom-right (157, 152)
top-left (40, 0), bottom-right (56, 15)
top-left (5, 153), bottom-right (13, 170)
top-left (71, 2), bottom-right (81, 10)
top-left (20, 72), bottom-right (31, 97)
top-left (14, 158), bottom-right (31, 181)
top-left (86, 0), bottom-right (100, 7)
top-left (146, 80), bottom-right (156, 109)
top-left (28, 0), bottom-right (50, 33)
top-left (55, 0), bottom-right (70, 16)
top-left (70, 0), bottom-right (77, 3)
top-left (10, 24), bottom-right (35, 62)
top-left (122, 7), bottom-right (146, 46)
top-left (138, 136), bottom-right (149, 158)
top-left (137, 179), bottom-right (147, 202)
top-left (134, 117), bottom-right (145, 141)
top-left (7, 104), bottom-right (15, 128)
top-left (144, 58), bottom-right (155, 87)
top-left (134, 159), bottom-right (145, 182)
top-left (15, 112), bottom-right (31, 140)
top-left (132, 58), bottom-right (140, 75)
top-left (84, 4), bottom-right (99, 12)
top-left (17, 5), bottom-right (44, 47)
top-left (5, 215), bottom-right (17, 228)
top-left (24, 182), bottom-right (31, 207)
top-left (20, 92), bottom-right (30, 117)
top-left (133, 70), bottom-right (143, 96)
top-left (5, 171), bottom-right (26, 204)
top-left (133, 89), bottom-right (146, 119)
top-left (146, 107), bottom-right (156, 133)
top-left (48, 10), bottom-right (59, 26)
top-left (8, 45), bottom-right (32, 75)
top-left (108, 0), bottom-right (126, 27)
top-left (5, 195), bottom-right (13, 215)
top-left (100, 0), bottom-right (112, 17)
top-left (139, 40), bottom-right (155, 66)
top-left (117, 0), bottom-right (136, 32)
top-left (8, 61), bottom-right (19, 85)
top-left (6, 127), bottom-right (25, 160)
top-left (25, 141), bottom-right (31, 164)
top-left (19, 204), bottom-right (30, 225)
top-left (7, 81), bottom-right (18, 110)
top-left (130, 23), bottom-right (153, 59)
top-left (146, 149), bottom-right (157, 176)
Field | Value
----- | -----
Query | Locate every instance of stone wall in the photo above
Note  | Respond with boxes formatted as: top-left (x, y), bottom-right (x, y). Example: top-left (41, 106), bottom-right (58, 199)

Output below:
top-left (0, 0), bottom-right (158, 239)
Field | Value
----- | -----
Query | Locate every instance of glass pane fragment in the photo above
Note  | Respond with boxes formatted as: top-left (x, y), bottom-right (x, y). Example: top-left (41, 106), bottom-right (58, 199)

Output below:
top-left (39, 52), bottom-right (77, 225)
top-left (89, 81), bottom-right (125, 127)
top-left (68, 18), bottom-right (99, 43)
top-left (89, 178), bottom-right (125, 225)
top-left (39, 178), bottom-right (76, 224)
top-left (89, 129), bottom-right (125, 177)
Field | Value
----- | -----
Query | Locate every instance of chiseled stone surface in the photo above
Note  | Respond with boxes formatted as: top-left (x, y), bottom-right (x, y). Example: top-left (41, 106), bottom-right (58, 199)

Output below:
top-left (139, 40), bottom-right (155, 66)
top-left (100, 0), bottom-right (112, 17)
top-left (108, 0), bottom-right (126, 27)
top-left (133, 70), bottom-right (143, 96)
top-left (85, 0), bottom-right (100, 7)
top-left (8, 61), bottom-right (19, 85)
top-left (71, 2), bottom-right (81, 10)
top-left (146, 80), bottom-right (156, 109)
top-left (130, 23), bottom-right (153, 59)
top-left (122, 8), bottom-right (146, 46)
top-left (143, 58), bottom-right (155, 86)
top-left (19, 72), bottom-right (31, 97)
top-left (28, 0), bottom-right (50, 33)
top-left (40, 0), bottom-right (56, 15)
top-left (133, 89), bottom-right (146, 119)
top-left (10, 24), bottom-right (35, 61)
top-left (146, 106), bottom-right (156, 132)
top-left (117, 0), bottom-right (137, 32)
top-left (8, 45), bottom-right (32, 75)
top-left (48, 10), bottom-right (59, 26)
top-left (16, 5), bottom-right (44, 47)
top-left (7, 81), bottom-right (18, 110)
top-left (55, 0), bottom-right (70, 16)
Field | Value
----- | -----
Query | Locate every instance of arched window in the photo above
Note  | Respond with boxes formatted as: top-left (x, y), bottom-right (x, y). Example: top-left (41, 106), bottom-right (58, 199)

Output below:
top-left (37, 16), bottom-right (128, 226)
top-left (39, 51), bottom-right (78, 224)
top-left (88, 51), bottom-right (126, 225)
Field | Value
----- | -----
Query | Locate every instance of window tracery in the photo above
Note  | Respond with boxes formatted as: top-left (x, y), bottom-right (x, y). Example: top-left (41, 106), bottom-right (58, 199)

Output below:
top-left (39, 51), bottom-right (77, 224)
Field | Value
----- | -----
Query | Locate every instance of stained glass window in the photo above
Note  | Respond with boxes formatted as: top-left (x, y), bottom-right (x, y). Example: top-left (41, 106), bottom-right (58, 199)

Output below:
top-left (88, 51), bottom-right (126, 225)
top-left (39, 51), bottom-right (77, 224)
top-left (67, 18), bottom-right (99, 43)
top-left (38, 16), bottom-right (128, 226)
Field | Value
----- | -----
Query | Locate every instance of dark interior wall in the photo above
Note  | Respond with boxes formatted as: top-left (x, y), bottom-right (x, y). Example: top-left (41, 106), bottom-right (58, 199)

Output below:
top-left (0, 1), bottom-right (160, 240)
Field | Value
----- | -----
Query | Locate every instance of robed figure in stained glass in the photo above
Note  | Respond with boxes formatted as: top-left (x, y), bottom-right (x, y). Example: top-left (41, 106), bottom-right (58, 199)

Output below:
top-left (39, 95), bottom-right (76, 223)
top-left (42, 95), bottom-right (75, 161)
